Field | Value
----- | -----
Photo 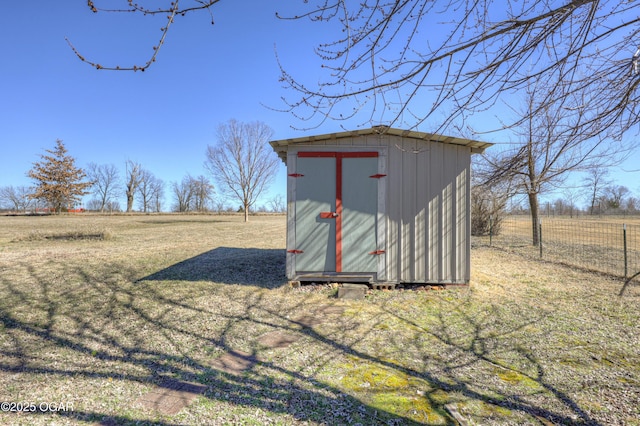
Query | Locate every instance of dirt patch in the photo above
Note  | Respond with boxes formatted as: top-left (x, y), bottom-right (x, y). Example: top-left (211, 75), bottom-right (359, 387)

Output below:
top-left (136, 378), bottom-right (207, 415)
top-left (209, 350), bottom-right (260, 375)
top-left (258, 331), bottom-right (300, 349)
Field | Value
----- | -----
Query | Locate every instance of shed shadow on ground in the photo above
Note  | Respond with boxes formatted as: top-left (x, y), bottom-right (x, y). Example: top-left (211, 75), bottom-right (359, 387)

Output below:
top-left (140, 247), bottom-right (287, 289)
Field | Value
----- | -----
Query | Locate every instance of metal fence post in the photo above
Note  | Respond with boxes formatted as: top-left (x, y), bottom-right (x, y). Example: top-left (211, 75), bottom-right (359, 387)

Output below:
top-left (623, 224), bottom-right (628, 278)
top-left (539, 219), bottom-right (543, 259)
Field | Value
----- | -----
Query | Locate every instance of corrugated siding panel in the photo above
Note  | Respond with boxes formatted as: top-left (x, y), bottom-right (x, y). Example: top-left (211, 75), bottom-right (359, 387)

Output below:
top-left (385, 136), bottom-right (470, 284)
top-left (443, 184), bottom-right (453, 281)
top-left (415, 145), bottom-right (428, 282)
top-left (386, 135), bottom-right (402, 283)
top-left (286, 153), bottom-right (297, 279)
top-left (428, 192), bottom-right (440, 280)
top-left (401, 138), bottom-right (417, 281)
top-left (376, 146), bottom-right (388, 280)
top-left (456, 147), bottom-right (470, 282)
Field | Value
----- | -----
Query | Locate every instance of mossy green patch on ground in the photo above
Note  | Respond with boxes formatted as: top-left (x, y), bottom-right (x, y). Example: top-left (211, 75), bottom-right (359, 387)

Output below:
top-left (372, 392), bottom-right (448, 424)
top-left (339, 361), bottom-right (450, 424)
top-left (341, 362), bottom-right (411, 392)
top-left (494, 366), bottom-right (543, 391)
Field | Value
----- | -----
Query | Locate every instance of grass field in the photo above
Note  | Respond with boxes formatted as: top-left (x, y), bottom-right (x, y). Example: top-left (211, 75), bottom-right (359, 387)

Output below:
top-left (484, 215), bottom-right (640, 280)
top-left (0, 214), bottom-right (639, 425)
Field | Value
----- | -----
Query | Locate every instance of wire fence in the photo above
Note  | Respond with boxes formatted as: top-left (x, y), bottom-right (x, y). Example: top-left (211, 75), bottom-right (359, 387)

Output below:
top-left (476, 215), bottom-right (640, 281)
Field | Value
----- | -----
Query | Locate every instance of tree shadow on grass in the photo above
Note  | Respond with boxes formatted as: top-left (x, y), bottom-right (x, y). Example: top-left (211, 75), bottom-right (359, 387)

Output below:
top-left (0, 260), bottom-right (427, 425)
top-left (0, 252), bottom-right (620, 425)
top-left (141, 247), bottom-right (287, 289)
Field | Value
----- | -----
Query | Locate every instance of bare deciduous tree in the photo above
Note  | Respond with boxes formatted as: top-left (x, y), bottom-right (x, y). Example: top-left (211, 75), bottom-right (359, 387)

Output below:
top-left (137, 169), bottom-right (164, 213)
top-left (625, 196), bottom-right (640, 212)
top-left (602, 185), bottom-right (630, 210)
top-left (583, 165), bottom-right (612, 215)
top-left (191, 175), bottom-right (214, 212)
top-left (172, 175), bottom-right (195, 213)
top-left (170, 175), bottom-right (213, 213)
top-left (562, 187), bottom-right (582, 218)
top-left (267, 194), bottom-right (286, 213)
top-left (124, 160), bottom-right (143, 213)
top-left (205, 120), bottom-right (279, 222)
top-left (151, 178), bottom-right (165, 213)
top-left (471, 157), bottom-right (512, 236)
top-left (0, 185), bottom-right (33, 213)
top-left (484, 85), bottom-right (630, 245)
top-left (87, 162), bottom-right (121, 213)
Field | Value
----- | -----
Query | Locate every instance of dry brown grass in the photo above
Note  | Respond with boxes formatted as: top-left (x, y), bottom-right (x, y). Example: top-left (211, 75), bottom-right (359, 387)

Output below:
top-left (487, 215), bottom-right (640, 279)
top-left (0, 214), bottom-right (639, 425)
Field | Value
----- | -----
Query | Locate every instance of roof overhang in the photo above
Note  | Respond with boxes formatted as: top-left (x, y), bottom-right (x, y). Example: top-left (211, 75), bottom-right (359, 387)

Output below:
top-left (269, 126), bottom-right (494, 163)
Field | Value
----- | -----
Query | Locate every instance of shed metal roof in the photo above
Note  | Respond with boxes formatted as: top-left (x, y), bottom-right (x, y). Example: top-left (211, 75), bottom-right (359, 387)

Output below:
top-left (269, 126), bottom-right (494, 162)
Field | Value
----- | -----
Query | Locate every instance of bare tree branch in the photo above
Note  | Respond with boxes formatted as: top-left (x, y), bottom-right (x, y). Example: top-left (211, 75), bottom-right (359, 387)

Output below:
top-left (483, 80), bottom-right (633, 244)
top-left (276, 0), bottom-right (640, 135)
top-left (67, 0), bottom-right (219, 71)
top-left (70, 1), bottom-right (640, 139)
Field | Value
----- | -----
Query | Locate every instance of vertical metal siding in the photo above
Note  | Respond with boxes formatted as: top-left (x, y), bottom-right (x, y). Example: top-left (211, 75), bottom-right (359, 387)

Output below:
top-left (387, 136), bottom-right (402, 283)
top-left (376, 146), bottom-right (388, 281)
top-left (286, 152), bottom-right (297, 279)
top-left (431, 142), bottom-right (444, 281)
top-left (401, 138), bottom-right (417, 281)
top-left (385, 136), bottom-right (471, 284)
top-left (415, 145), bottom-right (428, 282)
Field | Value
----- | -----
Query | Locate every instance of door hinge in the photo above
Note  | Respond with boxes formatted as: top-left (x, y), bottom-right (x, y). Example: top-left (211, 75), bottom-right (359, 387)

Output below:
top-left (287, 249), bottom-right (304, 254)
top-left (288, 173), bottom-right (304, 178)
top-left (369, 174), bottom-right (387, 179)
top-left (368, 250), bottom-right (386, 255)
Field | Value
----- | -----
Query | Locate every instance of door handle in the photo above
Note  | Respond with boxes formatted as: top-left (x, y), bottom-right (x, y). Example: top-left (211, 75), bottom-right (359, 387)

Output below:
top-left (320, 212), bottom-right (339, 219)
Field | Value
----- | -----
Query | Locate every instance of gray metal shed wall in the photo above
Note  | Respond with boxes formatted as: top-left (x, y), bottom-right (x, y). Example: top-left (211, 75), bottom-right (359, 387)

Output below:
top-left (284, 133), bottom-right (471, 284)
top-left (383, 134), bottom-right (470, 284)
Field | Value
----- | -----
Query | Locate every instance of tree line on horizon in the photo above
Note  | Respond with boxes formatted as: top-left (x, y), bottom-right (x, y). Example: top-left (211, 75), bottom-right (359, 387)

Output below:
top-left (0, 120), bottom-right (284, 220)
top-left (471, 162), bottom-right (640, 239)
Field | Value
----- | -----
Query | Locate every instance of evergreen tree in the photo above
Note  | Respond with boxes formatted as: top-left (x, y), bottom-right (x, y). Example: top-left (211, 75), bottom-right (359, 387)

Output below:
top-left (28, 140), bottom-right (92, 213)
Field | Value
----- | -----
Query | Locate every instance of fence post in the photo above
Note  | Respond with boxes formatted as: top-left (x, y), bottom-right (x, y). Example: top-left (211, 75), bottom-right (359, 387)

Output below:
top-left (539, 219), bottom-right (543, 259)
top-left (623, 224), bottom-right (628, 279)
top-left (489, 216), bottom-right (493, 247)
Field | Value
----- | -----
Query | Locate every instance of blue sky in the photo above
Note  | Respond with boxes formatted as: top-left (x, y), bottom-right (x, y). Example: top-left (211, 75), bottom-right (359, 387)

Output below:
top-left (1, 2), bottom-right (639, 211)
top-left (0, 2), bottom-right (332, 209)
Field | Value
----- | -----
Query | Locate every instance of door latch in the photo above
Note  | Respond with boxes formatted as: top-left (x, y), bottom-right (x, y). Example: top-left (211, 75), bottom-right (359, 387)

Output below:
top-left (319, 212), bottom-right (339, 219)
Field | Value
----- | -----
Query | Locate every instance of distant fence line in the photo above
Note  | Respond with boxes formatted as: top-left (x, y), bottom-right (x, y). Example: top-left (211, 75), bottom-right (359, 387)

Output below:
top-left (478, 216), bottom-right (640, 281)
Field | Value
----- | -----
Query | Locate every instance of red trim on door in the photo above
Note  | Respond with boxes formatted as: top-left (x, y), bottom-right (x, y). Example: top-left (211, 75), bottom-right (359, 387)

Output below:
top-left (369, 174), bottom-right (387, 179)
top-left (298, 152), bottom-right (336, 158)
top-left (287, 249), bottom-right (304, 254)
top-left (335, 156), bottom-right (343, 273)
top-left (288, 173), bottom-right (304, 177)
top-left (368, 250), bottom-right (386, 255)
top-left (298, 151), bottom-right (378, 158)
top-left (340, 152), bottom-right (378, 158)
top-left (319, 212), bottom-right (338, 219)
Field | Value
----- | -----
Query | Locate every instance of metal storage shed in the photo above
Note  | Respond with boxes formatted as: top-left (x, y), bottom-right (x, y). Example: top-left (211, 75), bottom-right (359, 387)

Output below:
top-left (270, 126), bottom-right (493, 286)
